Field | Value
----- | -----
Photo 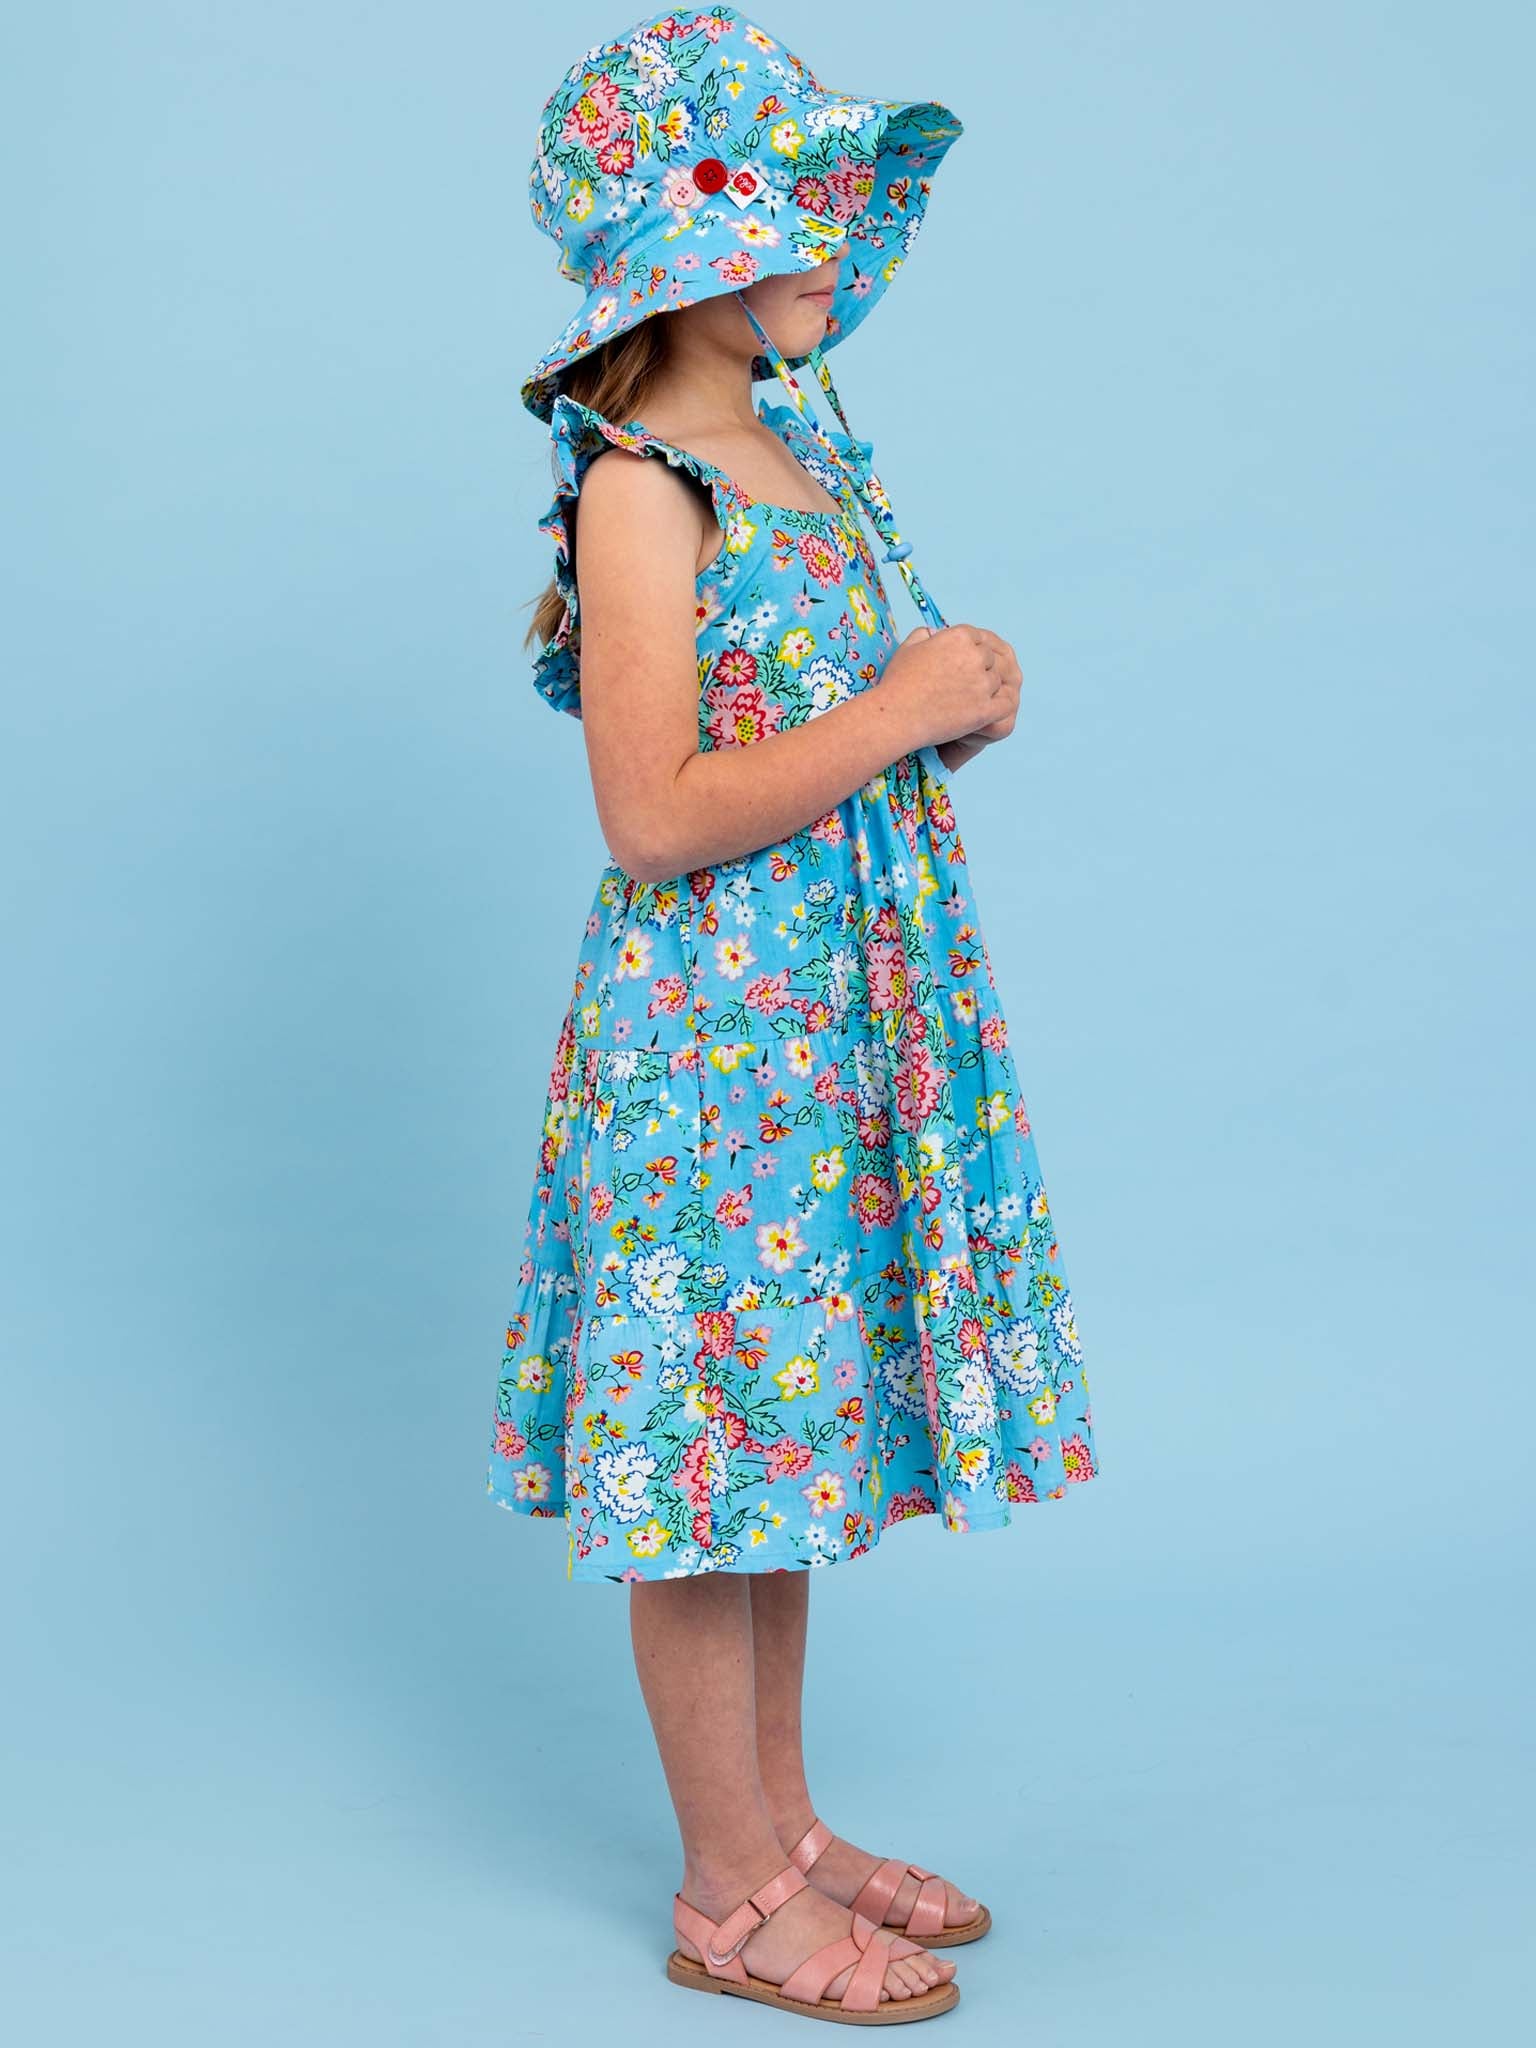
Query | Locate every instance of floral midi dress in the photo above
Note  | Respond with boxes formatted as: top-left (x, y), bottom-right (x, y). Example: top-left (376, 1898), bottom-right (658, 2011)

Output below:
top-left (485, 389), bottom-right (1101, 1583)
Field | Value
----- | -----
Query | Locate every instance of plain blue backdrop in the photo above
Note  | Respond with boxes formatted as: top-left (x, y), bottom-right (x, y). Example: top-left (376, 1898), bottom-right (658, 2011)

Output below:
top-left (4, 3), bottom-right (1533, 2042)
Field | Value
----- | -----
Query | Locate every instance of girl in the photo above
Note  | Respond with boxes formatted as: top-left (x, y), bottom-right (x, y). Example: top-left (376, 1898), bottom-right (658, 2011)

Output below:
top-left (487, 7), bottom-right (1101, 2026)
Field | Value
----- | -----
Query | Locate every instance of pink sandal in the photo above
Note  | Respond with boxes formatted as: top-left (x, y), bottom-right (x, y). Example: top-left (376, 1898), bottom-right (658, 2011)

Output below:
top-left (667, 1860), bottom-right (960, 2025)
top-left (787, 1817), bottom-right (992, 1949)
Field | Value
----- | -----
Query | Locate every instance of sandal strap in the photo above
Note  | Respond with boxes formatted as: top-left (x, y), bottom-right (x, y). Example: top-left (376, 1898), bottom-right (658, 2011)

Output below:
top-left (779, 1911), bottom-right (905, 2014)
top-left (703, 1863), bottom-right (809, 1968)
top-left (848, 1854), bottom-right (913, 1927)
top-left (785, 1815), bottom-right (835, 1875)
top-left (903, 1871), bottom-right (950, 1938)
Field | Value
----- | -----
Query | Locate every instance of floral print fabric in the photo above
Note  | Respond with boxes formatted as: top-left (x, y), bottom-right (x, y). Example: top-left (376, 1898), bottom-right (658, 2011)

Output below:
top-left (485, 394), bottom-right (1101, 1581)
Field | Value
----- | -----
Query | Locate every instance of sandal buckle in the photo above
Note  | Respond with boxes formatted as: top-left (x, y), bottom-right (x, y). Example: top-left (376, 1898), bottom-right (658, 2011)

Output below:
top-left (705, 1895), bottom-right (768, 1967)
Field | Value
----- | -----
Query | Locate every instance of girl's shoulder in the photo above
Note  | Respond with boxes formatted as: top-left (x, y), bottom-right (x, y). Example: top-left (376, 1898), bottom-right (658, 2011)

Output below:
top-left (530, 395), bottom-right (736, 721)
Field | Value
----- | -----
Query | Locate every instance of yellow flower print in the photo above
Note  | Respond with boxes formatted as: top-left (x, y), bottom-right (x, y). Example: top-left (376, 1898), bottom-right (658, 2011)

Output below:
top-left (715, 936), bottom-right (757, 980)
top-left (949, 985), bottom-right (978, 1026)
top-left (977, 1090), bottom-right (1011, 1133)
top-left (1027, 1389), bottom-right (1058, 1425)
top-left (848, 586), bottom-right (877, 634)
top-left (783, 1036), bottom-right (816, 1078)
top-left (799, 218), bottom-right (849, 263)
top-left (627, 1518), bottom-right (671, 1557)
top-left (771, 117), bottom-right (804, 159)
top-left (517, 1354), bottom-right (553, 1394)
top-left (579, 1001), bottom-right (602, 1038)
top-left (615, 932), bottom-right (653, 980)
top-left (955, 1442), bottom-right (990, 1484)
top-left (758, 1217), bottom-right (806, 1272)
top-left (736, 216), bottom-right (781, 248)
top-left (810, 1146), bottom-right (847, 1191)
top-left (918, 1130), bottom-right (947, 1173)
top-left (708, 1039), bottom-right (759, 1073)
top-left (725, 509), bottom-right (759, 555)
top-left (778, 627), bottom-right (816, 667)
top-left (774, 1353), bottom-right (819, 1399)
top-left (802, 1469), bottom-right (845, 1515)
top-left (565, 179), bottom-right (594, 223)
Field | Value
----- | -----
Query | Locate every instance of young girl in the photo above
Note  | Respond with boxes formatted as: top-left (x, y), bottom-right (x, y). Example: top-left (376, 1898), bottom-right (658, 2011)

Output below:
top-left (486, 7), bottom-right (1101, 2026)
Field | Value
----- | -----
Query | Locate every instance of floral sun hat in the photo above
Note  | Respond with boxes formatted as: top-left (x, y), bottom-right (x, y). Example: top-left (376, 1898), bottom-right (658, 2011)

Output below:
top-left (521, 6), bottom-right (964, 629)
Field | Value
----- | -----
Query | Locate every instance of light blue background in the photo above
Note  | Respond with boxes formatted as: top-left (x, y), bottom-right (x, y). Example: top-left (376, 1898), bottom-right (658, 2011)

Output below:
top-left (4, 3), bottom-right (1532, 2042)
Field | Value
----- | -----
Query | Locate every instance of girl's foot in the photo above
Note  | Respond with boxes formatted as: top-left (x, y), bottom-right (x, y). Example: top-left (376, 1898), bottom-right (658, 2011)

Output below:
top-left (777, 1814), bottom-right (985, 1940)
top-left (675, 1857), bottom-right (958, 2006)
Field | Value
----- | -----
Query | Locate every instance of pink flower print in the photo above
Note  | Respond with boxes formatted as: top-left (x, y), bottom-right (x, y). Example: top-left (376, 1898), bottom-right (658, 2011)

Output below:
top-left (712, 647), bottom-right (759, 687)
top-left (694, 1308), bottom-right (737, 1361)
top-left (648, 974), bottom-right (689, 1020)
top-left (957, 1316), bottom-right (989, 1362)
top-left (1002, 1460), bottom-right (1038, 1503)
top-left (864, 939), bottom-right (910, 1015)
top-left (883, 1484), bottom-right (937, 1524)
top-left (493, 1419), bottom-right (527, 1460)
top-left (980, 1012), bottom-right (1009, 1052)
top-left (744, 969), bottom-right (793, 1017)
top-left (675, 1435), bottom-right (712, 1510)
top-left (705, 681), bottom-right (784, 748)
top-left (895, 1039), bottom-right (943, 1133)
top-left (851, 1172), bottom-right (896, 1229)
top-left (824, 155), bottom-right (876, 223)
top-left (710, 250), bottom-right (761, 286)
top-left (833, 1358), bottom-right (858, 1389)
top-left (714, 1185), bottom-right (754, 1230)
top-left (791, 589), bottom-right (818, 619)
top-left (1060, 1433), bottom-right (1096, 1483)
top-left (765, 1436), bottom-right (814, 1480)
top-left (562, 73), bottom-right (629, 152)
top-left (918, 1328), bottom-right (942, 1444)
top-left (796, 531), bottom-right (844, 588)
top-left (596, 134), bottom-right (637, 177)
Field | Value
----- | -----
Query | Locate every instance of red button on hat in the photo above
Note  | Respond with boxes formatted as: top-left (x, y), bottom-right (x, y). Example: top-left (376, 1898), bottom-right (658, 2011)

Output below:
top-left (693, 156), bottom-right (728, 193)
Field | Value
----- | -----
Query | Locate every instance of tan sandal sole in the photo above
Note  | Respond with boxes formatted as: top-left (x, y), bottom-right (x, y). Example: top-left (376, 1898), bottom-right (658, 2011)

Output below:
top-left (899, 1902), bottom-right (992, 1949)
top-left (667, 1950), bottom-right (960, 2025)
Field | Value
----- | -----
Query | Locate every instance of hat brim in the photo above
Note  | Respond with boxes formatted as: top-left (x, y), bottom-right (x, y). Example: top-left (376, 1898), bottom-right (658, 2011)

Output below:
top-left (519, 93), bottom-right (962, 423)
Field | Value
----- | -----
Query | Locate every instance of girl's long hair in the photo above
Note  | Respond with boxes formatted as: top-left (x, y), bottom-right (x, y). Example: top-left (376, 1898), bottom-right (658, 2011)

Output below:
top-left (524, 315), bottom-right (674, 654)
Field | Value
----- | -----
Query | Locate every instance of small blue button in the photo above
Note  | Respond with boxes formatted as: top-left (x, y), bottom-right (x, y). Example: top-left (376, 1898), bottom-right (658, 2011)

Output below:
top-left (885, 540), bottom-right (912, 562)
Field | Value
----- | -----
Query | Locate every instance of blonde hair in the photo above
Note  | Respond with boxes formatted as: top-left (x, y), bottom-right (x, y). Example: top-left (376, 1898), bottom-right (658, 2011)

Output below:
top-left (523, 315), bottom-right (675, 655)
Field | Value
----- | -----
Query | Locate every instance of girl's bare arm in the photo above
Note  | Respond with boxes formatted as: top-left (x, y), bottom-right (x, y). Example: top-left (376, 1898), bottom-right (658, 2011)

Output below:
top-left (572, 449), bottom-right (1017, 884)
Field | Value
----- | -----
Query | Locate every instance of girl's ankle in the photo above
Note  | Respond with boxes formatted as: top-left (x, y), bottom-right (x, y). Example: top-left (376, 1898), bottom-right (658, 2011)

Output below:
top-left (680, 1841), bottom-right (797, 1919)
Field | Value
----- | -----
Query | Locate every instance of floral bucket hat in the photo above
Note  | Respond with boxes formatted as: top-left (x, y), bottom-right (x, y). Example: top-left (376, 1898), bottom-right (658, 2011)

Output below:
top-left (521, 5), bottom-right (964, 633)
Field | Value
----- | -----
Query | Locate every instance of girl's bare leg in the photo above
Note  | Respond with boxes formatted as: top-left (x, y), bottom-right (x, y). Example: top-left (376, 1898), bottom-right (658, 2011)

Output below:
top-left (749, 1572), bottom-right (981, 1931)
top-left (629, 1572), bottom-right (955, 2001)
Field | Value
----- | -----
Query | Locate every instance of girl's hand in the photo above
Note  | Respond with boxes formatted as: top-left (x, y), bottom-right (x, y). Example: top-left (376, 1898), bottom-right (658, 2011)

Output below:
top-left (878, 624), bottom-right (1022, 753)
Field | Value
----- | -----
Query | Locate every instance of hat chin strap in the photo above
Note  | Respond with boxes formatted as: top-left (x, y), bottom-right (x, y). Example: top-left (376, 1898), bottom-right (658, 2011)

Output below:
top-left (733, 291), bottom-right (948, 634)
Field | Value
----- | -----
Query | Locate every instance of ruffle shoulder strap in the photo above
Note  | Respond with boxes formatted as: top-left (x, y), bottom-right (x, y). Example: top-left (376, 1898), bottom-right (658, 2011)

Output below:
top-left (530, 393), bottom-right (733, 719)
